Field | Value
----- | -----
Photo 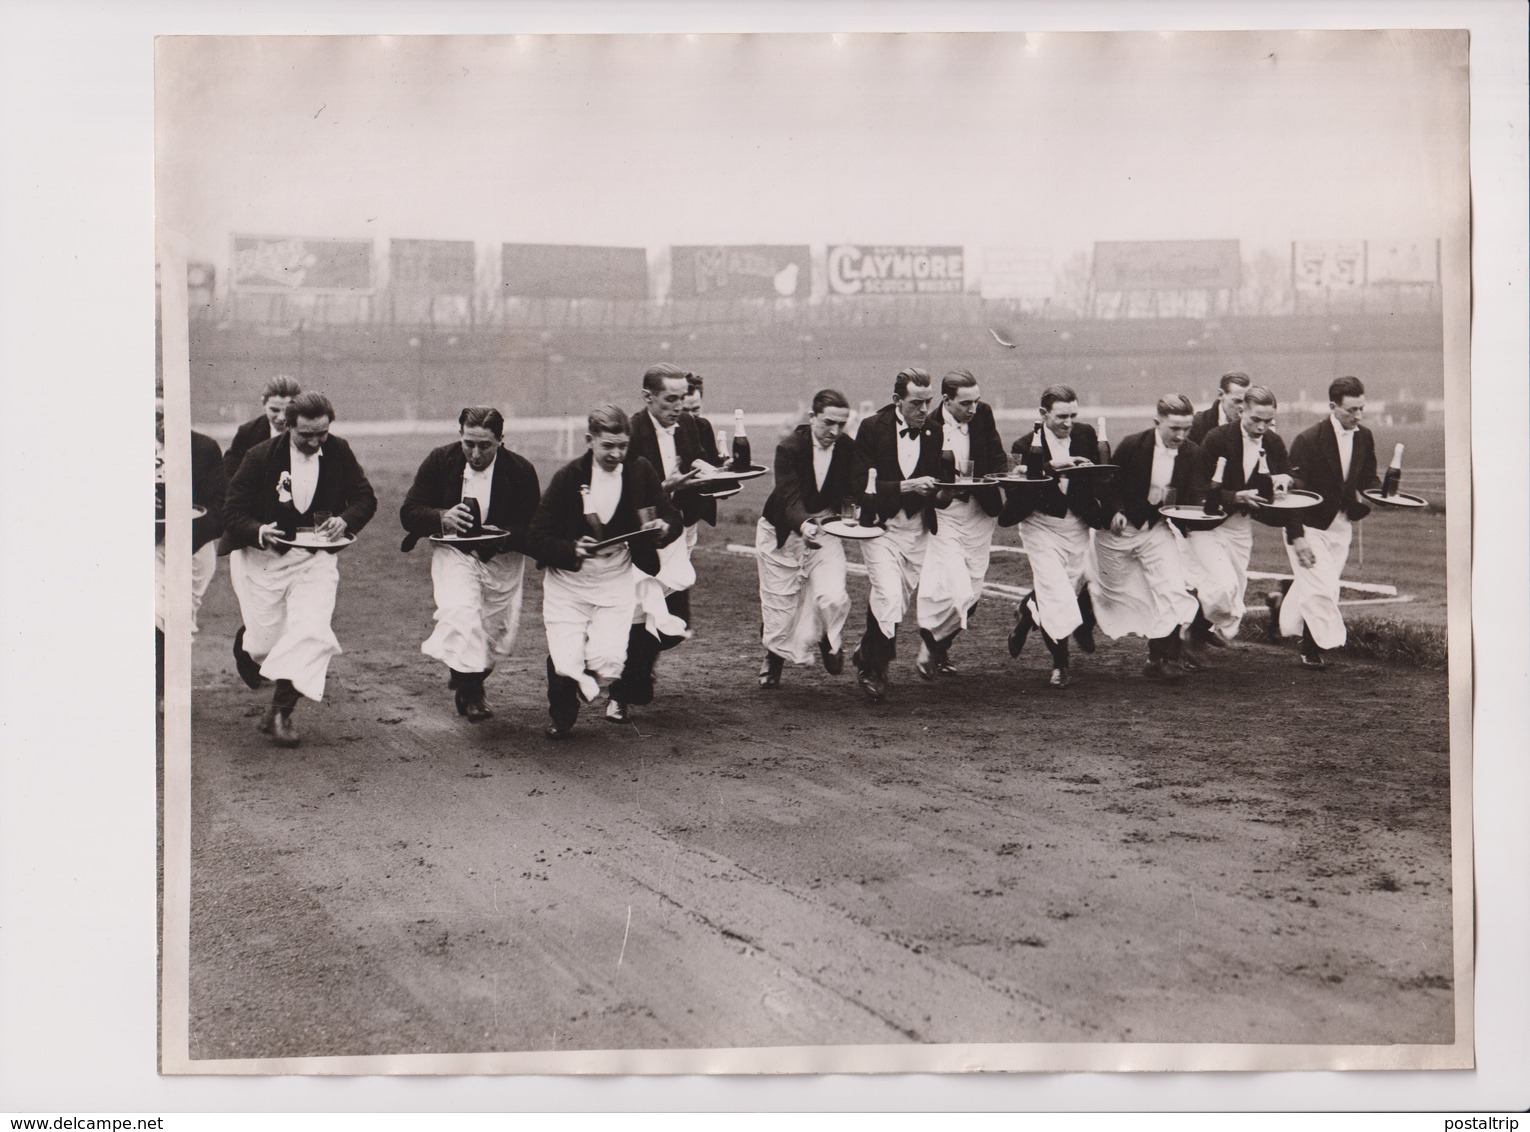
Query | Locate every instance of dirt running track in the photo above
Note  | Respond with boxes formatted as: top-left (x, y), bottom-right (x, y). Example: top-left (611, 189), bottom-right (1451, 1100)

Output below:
top-left (184, 452), bottom-right (1453, 1061)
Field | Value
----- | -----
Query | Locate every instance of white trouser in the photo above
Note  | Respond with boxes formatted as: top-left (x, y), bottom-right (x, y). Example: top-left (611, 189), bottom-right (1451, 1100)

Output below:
top-left (155, 541), bottom-right (218, 635)
top-left (655, 528), bottom-right (697, 596)
top-left (230, 546), bottom-right (342, 701)
top-left (1182, 513), bottom-right (1255, 639)
top-left (684, 521), bottom-right (701, 554)
top-left (916, 496), bottom-right (997, 639)
top-left (755, 518), bottom-right (850, 666)
top-left (1280, 515), bottom-right (1352, 649)
top-left (1091, 520), bottom-right (1199, 640)
top-left (1019, 512), bottom-right (1092, 641)
top-left (860, 510), bottom-right (928, 639)
top-left (420, 546), bottom-right (526, 674)
top-left (543, 549), bottom-right (688, 702)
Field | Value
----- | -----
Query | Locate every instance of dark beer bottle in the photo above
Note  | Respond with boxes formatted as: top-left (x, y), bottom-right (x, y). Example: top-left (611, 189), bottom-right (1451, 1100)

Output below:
top-left (1204, 456), bottom-right (1226, 515)
top-left (1381, 443), bottom-right (1404, 497)
top-left (858, 467), bottom-right (880, 527)
top-left (731, 409), bottom-right (751, 471)
top-left (1026, 423), bottom-right (1046, 479)
top-left (940, 447), bottom-right (956, 484)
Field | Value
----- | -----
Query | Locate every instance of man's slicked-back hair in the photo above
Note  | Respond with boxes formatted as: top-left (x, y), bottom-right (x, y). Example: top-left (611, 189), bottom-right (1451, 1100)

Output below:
top-left (1244, 385), bottom-right (1278, 410)
top-left (811, 388), bottom-right (850, 416)
top-left (1041, 385), bottom-right (1079, 412)
top-left (1156, 394), bottom-right (1195, 419)
top-left (1329, 375), bottom-right (1366, 404)
top-left (284, 391), bottom-right (336, 427)
top-left (1219, 371), bottom-right (1252, 393)
top-left (940, 369), bottom-right (978, 401)
top-left (262, 374), bottom-right (302, 402)
top-left (685, 372), bottom-right (704, 395)
top-left (893, 367), bottom-right (932, 400)
top-left (458, 406), bottom-right (505, 438)
top-left (587, 403), bottom-right (631, 437)
top-left (643, 363), bottom-right (689, 395)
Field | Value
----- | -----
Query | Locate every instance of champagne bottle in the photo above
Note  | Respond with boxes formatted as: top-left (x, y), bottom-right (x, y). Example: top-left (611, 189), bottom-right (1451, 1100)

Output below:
top-left (1026, 423), bottom-right (1046, 479)
top-left (731, 409), bottom-right (750, 471)
top-left (1381, 443), bottom-right (1404, 497)
top-left (1204, 456), bottom-right (1226, 515)
top-left (1249, 449), bottom-right (1274, 503)
top-left (858, 467), bottom-right (880, 527)
top-left (1096, 416), bottom-right (1111, 465)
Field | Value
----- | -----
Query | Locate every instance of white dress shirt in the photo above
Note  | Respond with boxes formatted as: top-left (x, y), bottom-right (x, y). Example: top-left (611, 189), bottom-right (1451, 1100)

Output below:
top-left (1330, 414), bottom-right (1355, 481)
top-left (290, 444), bottom-right (321, 514)
top-left (1044, 426), bottom-right (1072, 493)
top-left (812, 440), bottom-right (833, 490)
top-left (895, 411), bottom-right (922, 478)
top-left (648, 411), bottom-right (679, 477)
top-left (944, 418), bottom-right (971, 467)
top-left (1147, 430), bottom-right (1178, 505)
top-left (1241, 432), bottom-right (1265, 480)
top-left (461, 455), bottom-right (495, 517)
top-left (586, 464), bottom-right (622, 524)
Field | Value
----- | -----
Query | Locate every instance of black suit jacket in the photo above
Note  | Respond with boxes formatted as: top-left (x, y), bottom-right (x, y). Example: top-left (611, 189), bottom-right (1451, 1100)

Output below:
top-left (686, 414), bottom-right (725, 527)
top-left (1200, 422), bottom-right (1303, 538)
top-left (191, 431), bottom-right (226, 551)
top-left (628, 408), bottom-right (716, 527)
top-left (1287, 418), bottom-right (1380, 531)
top-left (220, 433), bottom-right (378, 554)
top-left (398, 442), bottom-right (542, 559)
top-left (529, 451), bottom-right (682, 577)
top-left (924, 402), bottom-right (1007, 519)
top-left (760, 425), bottom-right (857, 547)
top-left (223, 415), bottom-right (277, 485)
top-left (852, 404), bottom-right (942, 526)
top-left (1101, 428), bottom-right (1206, 530)
top-left (999, 422), bottom-right (1106, 529)
top-left (1188, 404), bottom-right (1226, 445)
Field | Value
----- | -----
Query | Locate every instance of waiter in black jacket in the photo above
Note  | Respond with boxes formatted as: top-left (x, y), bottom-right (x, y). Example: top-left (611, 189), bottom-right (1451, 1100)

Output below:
top-left (222, 374), bottom-right (301, 484)
top-left (1188, 370), bottom-right (1251, 444)
top-left (222, 392), bottom-right (378, 746)
top-left (1001, 385), bottom-right (1106, 688)
top-left (399, 407), bottom-right (541, 722)
top-left (912, 369), bottom-right (1007, 679)
top-left (611, 363), bottom-right (710, 722)
top-left (1182, 385), bottom-right (1296, 649)
top-left (1092, 394), bottom-right (1205, 681)
top-left (849, 367), bottom-right (940, 702)
top-left (681, 371), bottom-right (728, 550)
top-left (1272, 375), bottom-right (1380, 668)
top-left (755, 389), bottom-right (856, 688)
top-left (528, 404), bottom-right (686, 738)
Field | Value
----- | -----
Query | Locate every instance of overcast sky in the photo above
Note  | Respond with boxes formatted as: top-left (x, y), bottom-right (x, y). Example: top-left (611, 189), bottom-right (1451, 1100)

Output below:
top-left (158, 30), bottom-right (1464, 270)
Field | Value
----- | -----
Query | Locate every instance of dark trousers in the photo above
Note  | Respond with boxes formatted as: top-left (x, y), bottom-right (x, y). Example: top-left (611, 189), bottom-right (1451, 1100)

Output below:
top-left (858, 608), bottom-right (896, 674)
top-left (546, 656), bottom-right (582, 731)
top-left (610, 599), bottom-right (688, 706)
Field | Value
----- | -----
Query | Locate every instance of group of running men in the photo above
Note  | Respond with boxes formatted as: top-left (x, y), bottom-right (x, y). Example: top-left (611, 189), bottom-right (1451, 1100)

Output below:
top-left (161, 363), bottom-right (1381, 746)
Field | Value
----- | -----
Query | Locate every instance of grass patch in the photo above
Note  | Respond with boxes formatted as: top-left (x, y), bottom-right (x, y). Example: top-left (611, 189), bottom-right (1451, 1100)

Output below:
top-left (1253, 607), bottom-right (1448, 669)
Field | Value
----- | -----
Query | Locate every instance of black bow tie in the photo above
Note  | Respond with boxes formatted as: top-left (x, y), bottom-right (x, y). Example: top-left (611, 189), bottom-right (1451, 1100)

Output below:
top-left (900, 426), bottom-right (921, 440)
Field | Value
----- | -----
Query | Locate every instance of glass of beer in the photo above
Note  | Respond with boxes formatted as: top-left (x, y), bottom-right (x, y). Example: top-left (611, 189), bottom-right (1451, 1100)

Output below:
top-left (956, 459), bottom-right (975, 483)
top-left (840, 499), bottom-right (859, 526)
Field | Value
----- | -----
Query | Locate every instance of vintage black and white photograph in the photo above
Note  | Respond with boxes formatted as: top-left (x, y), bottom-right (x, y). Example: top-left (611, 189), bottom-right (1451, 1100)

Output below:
top-left (154, 27), bottom-right (1473, 1074)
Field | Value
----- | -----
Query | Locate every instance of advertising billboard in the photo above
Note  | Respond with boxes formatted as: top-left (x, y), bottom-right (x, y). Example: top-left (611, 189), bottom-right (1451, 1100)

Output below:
top-left (670, 245), bottom-right (809, 298)
top-left (827, 245), bottom-right (965, 296)
top-left (501, 244), bottom-right (649, 300)
top-left (1093, 240), bottom-right (1242, 292)
top-left (390, 239), bottom-right (476, 294)
top-left (1366, 240), bottom-right (1438, 285)
top-left (1292, 241), bottom-right (1367, 292)
top-left (230, 235), bottom-right (374, 292)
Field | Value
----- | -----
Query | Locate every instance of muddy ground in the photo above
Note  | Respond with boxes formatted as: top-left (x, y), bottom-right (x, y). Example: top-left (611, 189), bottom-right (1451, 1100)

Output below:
top-left (182, 443), bottom-right (1454, 1060)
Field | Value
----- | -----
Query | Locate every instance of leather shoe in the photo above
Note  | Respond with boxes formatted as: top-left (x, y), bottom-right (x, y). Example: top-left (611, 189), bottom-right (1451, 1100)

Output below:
top-left (605, 698), bottom-right (631, 724)
top-left (1049, 666), bottom-right (1072, 689)
top-left (1072, 622), bottom-right (1096, 655)
top-left (1007, 599), bottom-right (1035, 658)
top-left (269, 710), bottom-right (301, 748)
top-left (852, 650), bottom-right (886, 703)
top-left (915, 639), bottom-right (936, 681)
top-left (759, 651), bottom-right (784, 688)
top-left (233, 626), bottom-right (266, 690)
top-left (818, 637), bottom-right (844, 676)
top-left (1201, 628), bottom-right (1230, 649)
top-left (1178, 645), bottom-right (1209, 673)
top-left (462, 690), bottom-right (493, 723)
top-left (1141, 659), bottom-right (1185, 683)
top-left (1299, 649), bottom-right (1328, 670)
top-left (544, 722), bottom-right (572, 740)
